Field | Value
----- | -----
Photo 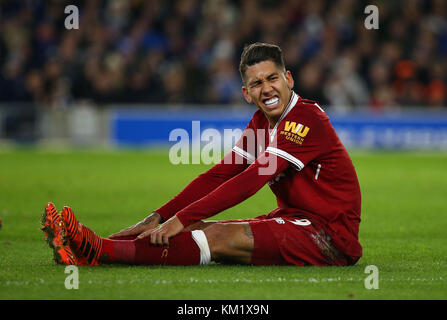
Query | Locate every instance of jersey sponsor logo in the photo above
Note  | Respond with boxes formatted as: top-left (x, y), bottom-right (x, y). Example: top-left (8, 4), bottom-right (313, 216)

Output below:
top-left (280, 121), bottom-right (310, 145)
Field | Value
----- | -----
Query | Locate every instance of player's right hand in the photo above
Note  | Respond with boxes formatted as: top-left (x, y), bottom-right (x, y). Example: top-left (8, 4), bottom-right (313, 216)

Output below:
top-left (108, 212), bottom-right (162, 239)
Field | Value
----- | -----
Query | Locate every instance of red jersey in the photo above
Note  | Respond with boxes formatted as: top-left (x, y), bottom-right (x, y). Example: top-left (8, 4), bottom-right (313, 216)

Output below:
top-left (157, 91), bottom-right (362, 259)
top-left (233, 92), bottom-right (362, 258)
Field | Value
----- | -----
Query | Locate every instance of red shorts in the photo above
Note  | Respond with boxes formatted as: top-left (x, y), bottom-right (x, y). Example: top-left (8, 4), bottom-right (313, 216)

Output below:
top-left (220, 214), bottom-right (350, 266)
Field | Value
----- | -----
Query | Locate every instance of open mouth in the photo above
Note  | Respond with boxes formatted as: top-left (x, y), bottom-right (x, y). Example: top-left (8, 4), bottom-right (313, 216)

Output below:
top-left (263, 96), bottom-right (280, 109)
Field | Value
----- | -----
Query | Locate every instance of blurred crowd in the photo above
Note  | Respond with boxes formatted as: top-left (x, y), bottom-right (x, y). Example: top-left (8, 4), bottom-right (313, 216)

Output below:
top-left (1, 0), bottom-right (446, 111)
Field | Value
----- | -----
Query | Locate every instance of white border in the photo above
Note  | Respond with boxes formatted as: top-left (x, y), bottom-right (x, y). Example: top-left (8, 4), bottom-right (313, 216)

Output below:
top-left (232, 146), bottom-right (256, 163)
top-left (265, 146), bottom-right (304, 171)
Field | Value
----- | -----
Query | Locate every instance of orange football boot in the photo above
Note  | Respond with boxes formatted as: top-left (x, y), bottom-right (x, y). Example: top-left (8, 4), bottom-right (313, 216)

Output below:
top-left (41, 202), bottom-right (77, 265)
top-left (60, 206), bottom-right (104, 266)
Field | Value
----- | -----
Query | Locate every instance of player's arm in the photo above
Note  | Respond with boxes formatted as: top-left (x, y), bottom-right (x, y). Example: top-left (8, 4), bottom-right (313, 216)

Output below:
top-left (154, 150), bottom-right (249, 222)
top-left (109, 150), bottom-right (249, 239)
top-left (153, 118), bottom-right (258, 222)
top-left (176, 153), bottom-right (288, 226)
top-left (110, 119), bottom-right (257, 240)
top-left (143, 153), bottom-right (290, 245)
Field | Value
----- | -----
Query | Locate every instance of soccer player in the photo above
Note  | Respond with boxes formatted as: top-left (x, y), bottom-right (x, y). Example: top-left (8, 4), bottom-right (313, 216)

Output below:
top-left (41, 43), bottom-right (362, 267)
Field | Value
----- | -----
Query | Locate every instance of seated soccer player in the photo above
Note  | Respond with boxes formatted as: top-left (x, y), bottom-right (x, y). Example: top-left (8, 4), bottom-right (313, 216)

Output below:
top-left (41, 43), bottom-right (362, 267)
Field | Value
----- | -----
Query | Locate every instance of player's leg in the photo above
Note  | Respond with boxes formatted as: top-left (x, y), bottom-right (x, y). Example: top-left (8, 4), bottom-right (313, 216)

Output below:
top-left (188, 218), bottom-right (351, 266)
top-left (203, 222), bottom-right (254, 264)
top-left (58, 205), bottom-right (206, 266)
top-left (113, 220), bottom-right (278, 265)
top-left (45, 204), bottom-right (284, 266)
top-left (109, 220), bottom-right (258, 265)
top-left (201, 219), bottom-right (287, 265)
top-left (201, 217), bottom-right (351, 266)
top-left (52, 205), bottom-right (253, 266)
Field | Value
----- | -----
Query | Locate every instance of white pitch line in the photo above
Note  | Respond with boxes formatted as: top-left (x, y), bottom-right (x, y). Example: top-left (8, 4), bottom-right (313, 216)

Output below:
top-left (1, 277), bottom-right (445, 287)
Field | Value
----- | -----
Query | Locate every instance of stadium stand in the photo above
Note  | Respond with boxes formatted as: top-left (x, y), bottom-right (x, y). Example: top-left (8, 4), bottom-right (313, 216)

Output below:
top-left (1, 0), bottom-right (446, 108)
top-left (0, 0), bottom-right (446, 145)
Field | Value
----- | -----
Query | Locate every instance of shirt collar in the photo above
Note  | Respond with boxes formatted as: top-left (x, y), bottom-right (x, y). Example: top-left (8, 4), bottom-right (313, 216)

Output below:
top-left (269, 90), bottom-right (299, 138)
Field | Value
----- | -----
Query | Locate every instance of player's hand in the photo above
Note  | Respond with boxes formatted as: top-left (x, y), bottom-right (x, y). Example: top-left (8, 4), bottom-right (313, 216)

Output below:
top-left (138, 215), bottom-right (184, 246)
top-left (108, 212), bottom-right (162, 239)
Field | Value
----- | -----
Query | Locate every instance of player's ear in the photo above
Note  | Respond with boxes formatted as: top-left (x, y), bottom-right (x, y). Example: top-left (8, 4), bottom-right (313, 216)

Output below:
top-left (242, 86), bottom-right (253, 104)
top-left (285, 70), bottom-right (294, 90)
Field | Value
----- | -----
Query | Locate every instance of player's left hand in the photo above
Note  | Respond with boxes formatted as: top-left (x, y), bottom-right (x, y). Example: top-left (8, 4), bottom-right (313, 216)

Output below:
top-left (137, 215), bottom-right (184, 246)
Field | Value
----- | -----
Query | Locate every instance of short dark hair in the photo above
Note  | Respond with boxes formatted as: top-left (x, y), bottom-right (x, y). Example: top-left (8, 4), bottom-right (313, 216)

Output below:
top-left (239, 43), bottom-right (285, 83)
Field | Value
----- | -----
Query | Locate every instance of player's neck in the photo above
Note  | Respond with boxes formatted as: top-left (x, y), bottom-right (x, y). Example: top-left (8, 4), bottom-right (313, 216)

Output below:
top-left (266, 90), bottom-right (293, 128)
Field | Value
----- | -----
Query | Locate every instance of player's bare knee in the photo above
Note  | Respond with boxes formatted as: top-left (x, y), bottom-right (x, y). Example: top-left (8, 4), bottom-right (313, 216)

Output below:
top-left (204, 223), bottom-right (253, 262)
top-left (203, 223), bottom-right (229, 260)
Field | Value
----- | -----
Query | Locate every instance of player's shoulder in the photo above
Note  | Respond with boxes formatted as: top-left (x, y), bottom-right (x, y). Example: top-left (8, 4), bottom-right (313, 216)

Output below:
top-left (294, 97), bottom-right (326, 115)
top-left (288, 96), bottom-right (328, 122)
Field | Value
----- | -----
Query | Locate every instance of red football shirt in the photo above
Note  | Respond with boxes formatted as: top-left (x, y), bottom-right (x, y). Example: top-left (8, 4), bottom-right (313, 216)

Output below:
top-left (233, 92), bottom-right (362, 258)
top-left (158, 91), bottom-right (362, 258)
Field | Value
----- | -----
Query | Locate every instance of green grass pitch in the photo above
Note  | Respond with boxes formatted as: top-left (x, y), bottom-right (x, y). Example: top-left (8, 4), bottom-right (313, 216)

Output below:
top-left (0, 148), bottom-right (446, 300)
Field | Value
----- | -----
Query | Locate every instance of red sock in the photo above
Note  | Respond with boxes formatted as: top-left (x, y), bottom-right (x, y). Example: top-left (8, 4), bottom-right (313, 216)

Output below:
top-left (100, 231), bottom-right (201, 265)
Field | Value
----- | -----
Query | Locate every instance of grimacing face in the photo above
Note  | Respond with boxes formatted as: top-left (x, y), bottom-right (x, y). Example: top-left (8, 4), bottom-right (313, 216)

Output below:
top-left (242, 60), bottom-right (294, 127)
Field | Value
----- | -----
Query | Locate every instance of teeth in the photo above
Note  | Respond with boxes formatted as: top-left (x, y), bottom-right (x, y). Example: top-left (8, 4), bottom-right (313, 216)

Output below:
top-left (265, 97), bottom-right (279, 106)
